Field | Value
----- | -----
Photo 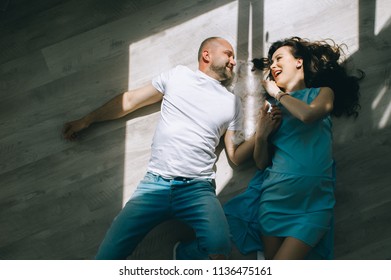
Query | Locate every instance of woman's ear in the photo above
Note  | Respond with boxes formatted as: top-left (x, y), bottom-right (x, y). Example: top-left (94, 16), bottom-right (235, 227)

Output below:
top-left (296, 58), bottom-right (303, 69)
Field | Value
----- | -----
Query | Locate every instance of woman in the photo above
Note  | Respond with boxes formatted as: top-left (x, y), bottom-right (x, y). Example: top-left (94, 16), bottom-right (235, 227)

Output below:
top-left (224, 36), bottom-right (364, 259)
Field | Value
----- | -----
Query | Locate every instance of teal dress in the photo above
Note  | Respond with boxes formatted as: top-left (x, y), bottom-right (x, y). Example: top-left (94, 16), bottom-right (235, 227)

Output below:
top-left (224, 88), bottom-right (335, 259)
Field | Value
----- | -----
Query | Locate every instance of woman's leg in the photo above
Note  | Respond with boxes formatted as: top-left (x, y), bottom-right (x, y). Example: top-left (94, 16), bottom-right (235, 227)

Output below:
top-left (261, 235), bottom-right (283, 260)
top-left (273, 237), bottom-right (312, 260)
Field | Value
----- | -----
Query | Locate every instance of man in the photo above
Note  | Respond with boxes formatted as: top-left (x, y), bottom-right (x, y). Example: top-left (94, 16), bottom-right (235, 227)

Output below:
top-left (63, 37), bottom-right (255, 259)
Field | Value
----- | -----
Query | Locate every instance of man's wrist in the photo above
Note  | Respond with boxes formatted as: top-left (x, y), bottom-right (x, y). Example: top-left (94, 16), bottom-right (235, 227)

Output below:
top-left (82, 114), bottom-right (93, 127)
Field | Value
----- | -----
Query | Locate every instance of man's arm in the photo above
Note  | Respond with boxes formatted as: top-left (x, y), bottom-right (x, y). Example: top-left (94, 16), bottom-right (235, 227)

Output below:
top-left (63, 83), bottom-right (162, 140)
top-left (224, 130), bottom-right (255, 166)
top-left (224, 103), bottom-right (282, 167)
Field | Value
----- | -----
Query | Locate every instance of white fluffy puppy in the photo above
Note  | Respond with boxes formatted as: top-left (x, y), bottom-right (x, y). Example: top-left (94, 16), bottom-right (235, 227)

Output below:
top-left (228, 60), bottom-right (266, 145)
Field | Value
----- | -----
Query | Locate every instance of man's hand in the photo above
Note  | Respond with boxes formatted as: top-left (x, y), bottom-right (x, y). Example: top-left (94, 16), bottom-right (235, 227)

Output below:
top-left (63, 118), bottom-right (89, 141)
top-left (61, 84), bottom-right (163, 141)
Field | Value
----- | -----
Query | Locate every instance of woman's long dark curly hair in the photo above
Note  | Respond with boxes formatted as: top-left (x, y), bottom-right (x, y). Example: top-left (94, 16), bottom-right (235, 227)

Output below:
top-left (253, 37), bottom-right (365, 118)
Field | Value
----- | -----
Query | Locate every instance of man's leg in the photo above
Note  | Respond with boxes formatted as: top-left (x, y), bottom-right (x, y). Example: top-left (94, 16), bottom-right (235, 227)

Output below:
top-left (172, 179), bottom-right (231, 260)
top-left (96, 173), bottom-right (170, 259)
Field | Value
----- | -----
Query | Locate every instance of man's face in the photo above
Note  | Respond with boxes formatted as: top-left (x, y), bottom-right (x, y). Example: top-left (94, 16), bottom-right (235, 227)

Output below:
top-left (209, 40), bottom-right (236, 82)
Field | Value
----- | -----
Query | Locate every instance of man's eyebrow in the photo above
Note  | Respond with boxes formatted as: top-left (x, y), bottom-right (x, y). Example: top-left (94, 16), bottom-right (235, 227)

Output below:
top-left (224, 50), bottom-right (234, 57)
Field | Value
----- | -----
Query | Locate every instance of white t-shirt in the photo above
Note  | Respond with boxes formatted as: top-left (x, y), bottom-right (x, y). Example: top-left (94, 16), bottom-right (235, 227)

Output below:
top-left (148, 65), bottom-right (242, 179)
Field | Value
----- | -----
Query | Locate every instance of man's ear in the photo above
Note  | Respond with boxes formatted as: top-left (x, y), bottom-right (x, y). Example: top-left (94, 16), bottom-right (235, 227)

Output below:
top-left (202, 50), bottom-right (211, 63)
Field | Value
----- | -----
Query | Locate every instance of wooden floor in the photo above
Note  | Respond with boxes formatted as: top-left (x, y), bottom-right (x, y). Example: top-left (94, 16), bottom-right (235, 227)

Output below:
top-left (0, 0), bottom-right (390, 260)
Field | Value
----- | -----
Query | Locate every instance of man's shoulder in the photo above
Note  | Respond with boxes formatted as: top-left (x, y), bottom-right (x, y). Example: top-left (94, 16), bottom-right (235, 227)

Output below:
top-left (171, 65), bottom-right (191, 72)
top-left (155, 65), bottom-right (191, 82)
top-left (163, 65), bottom-right (193, 78)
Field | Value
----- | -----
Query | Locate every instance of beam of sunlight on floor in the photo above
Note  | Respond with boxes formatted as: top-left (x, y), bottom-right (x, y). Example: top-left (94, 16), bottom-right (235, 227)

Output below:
top-left (372, 67), bottom-right (390, 129)
top-left (375, 0), bottom-right (391, 35)
top-left (378, 99), bottom-right (391, 128)
top-left (122, 1), bottom-right (239, 206)
top-left (372, 85), bottom-right (388, 110)
top-left (247, 2), bottom-right (253, 60)
top-left (127, 2), bottom-right (239, 89)
top-left (264, 0), bottom-right (359, 56)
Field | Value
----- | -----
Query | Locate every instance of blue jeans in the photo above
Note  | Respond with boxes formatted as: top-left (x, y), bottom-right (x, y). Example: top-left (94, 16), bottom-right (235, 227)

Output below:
top-left (95, 172), bottom-right (231, 259)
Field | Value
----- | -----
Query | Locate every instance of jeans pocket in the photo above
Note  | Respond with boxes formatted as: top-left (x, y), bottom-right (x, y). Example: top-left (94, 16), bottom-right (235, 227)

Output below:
top-left (140, 172), bottom-right (157, 183)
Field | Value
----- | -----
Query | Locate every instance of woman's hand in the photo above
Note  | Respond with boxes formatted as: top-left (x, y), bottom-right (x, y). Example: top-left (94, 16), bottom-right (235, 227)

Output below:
top-left (256, 102), bottom-right (282, 139)
top-left (253, 102), bottom-right (282, 170)
top-left (261, 79), bottom-right (281, 99)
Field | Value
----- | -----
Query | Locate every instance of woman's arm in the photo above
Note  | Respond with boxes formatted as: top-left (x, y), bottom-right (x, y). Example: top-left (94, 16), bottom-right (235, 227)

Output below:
top-left (254, 103), bottom-right (281, 170)
top-left (224, 103), bottom-right (281, 166)
top-left (263, 80), bottom-right (334, 123)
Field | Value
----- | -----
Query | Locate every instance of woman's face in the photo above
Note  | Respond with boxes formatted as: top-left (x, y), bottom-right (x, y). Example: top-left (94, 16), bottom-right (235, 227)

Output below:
top-left (269, 46), bottom-right (302, 88)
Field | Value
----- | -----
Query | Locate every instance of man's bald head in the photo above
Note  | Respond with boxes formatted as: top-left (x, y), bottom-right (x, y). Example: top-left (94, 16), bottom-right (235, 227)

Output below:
top-left (198, 37), bottom-right (228, 61)
top-left (197, 37), bottom-right (236, 82)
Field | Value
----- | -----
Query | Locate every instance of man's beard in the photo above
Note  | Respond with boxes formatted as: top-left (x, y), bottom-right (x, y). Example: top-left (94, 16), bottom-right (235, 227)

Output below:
top-left (221, 71), bottom-right (235, 88)
top-left (210, 64), bottom-right (234, 86)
